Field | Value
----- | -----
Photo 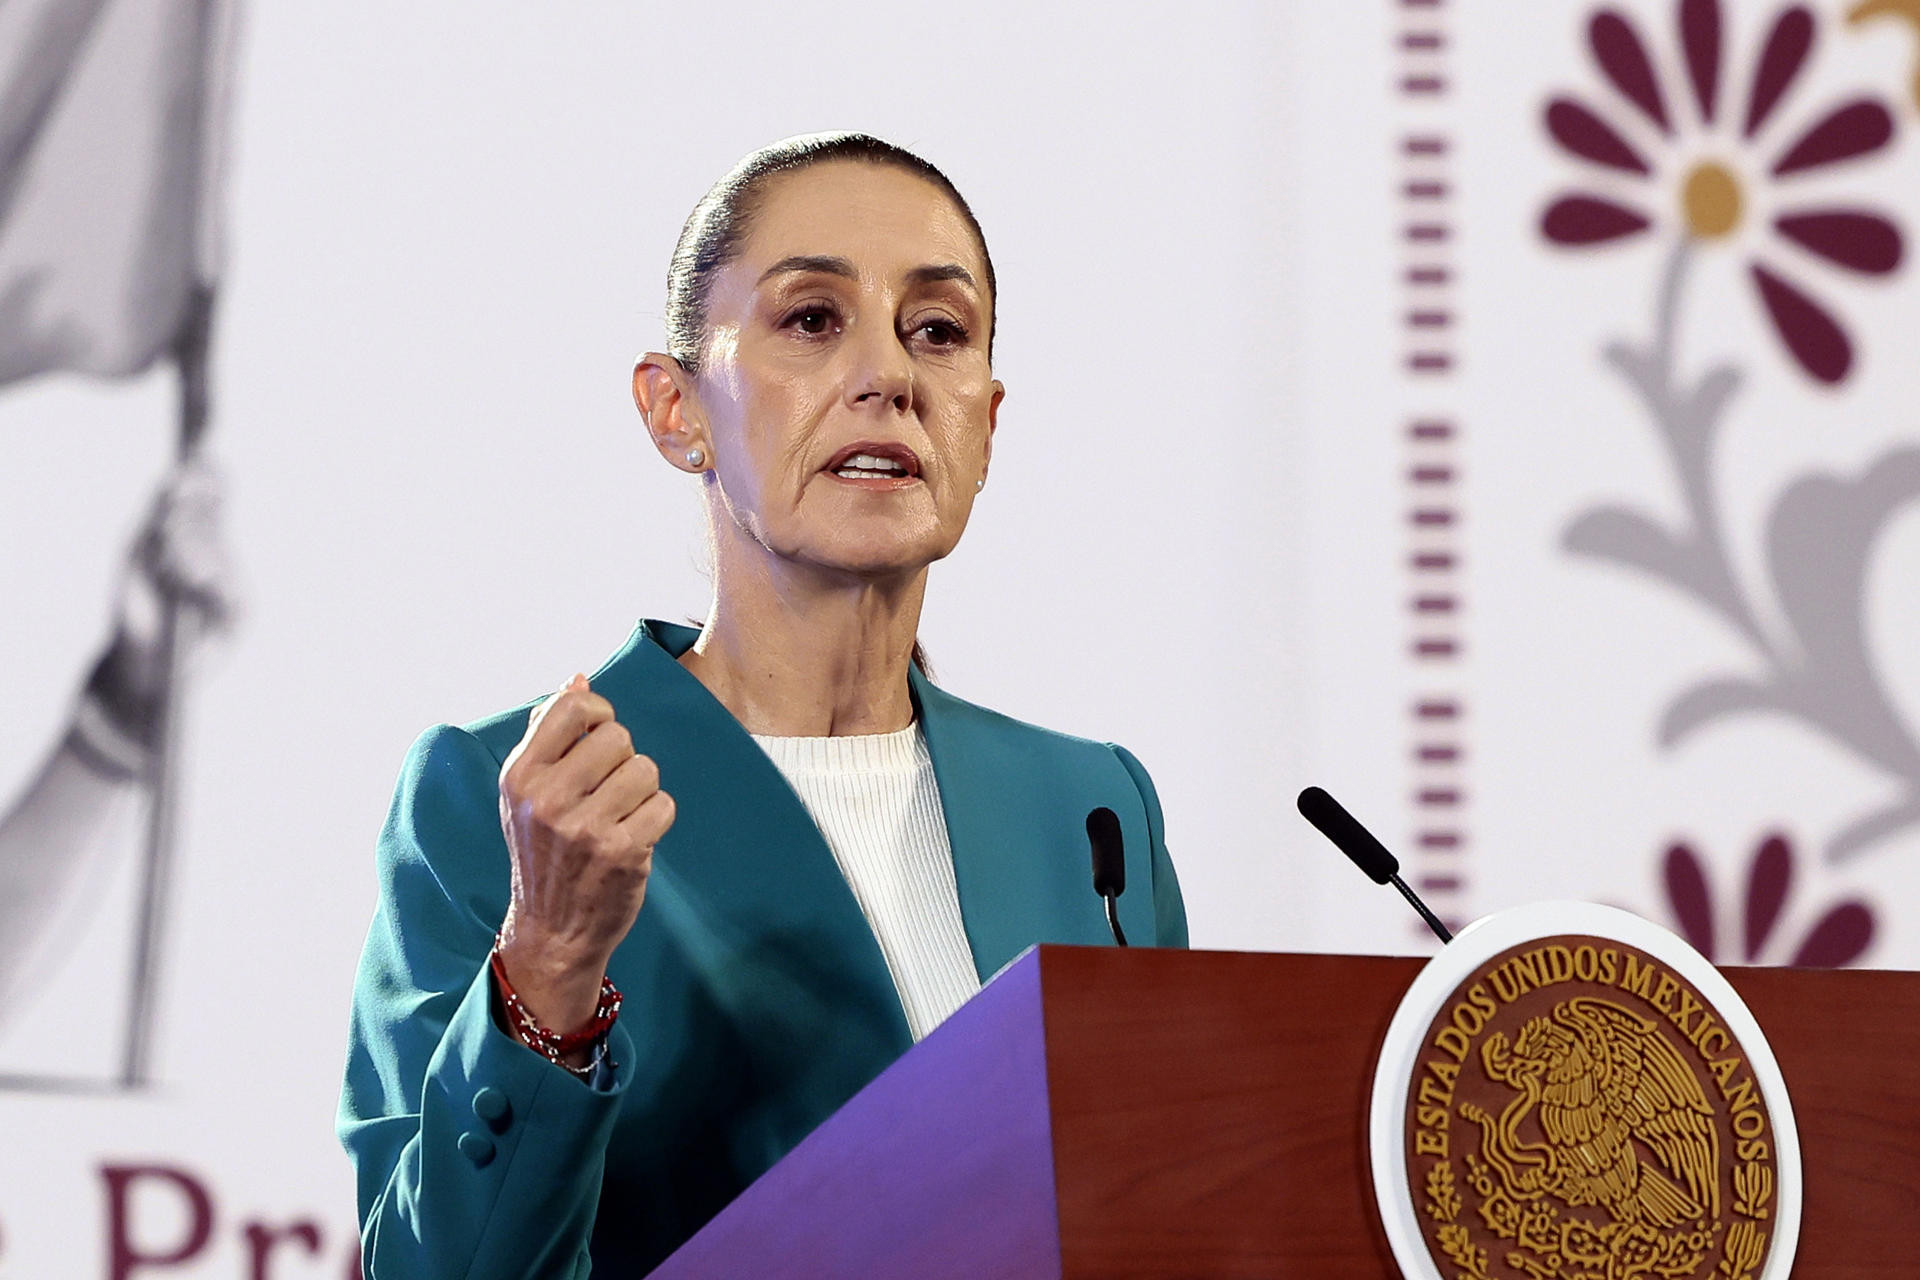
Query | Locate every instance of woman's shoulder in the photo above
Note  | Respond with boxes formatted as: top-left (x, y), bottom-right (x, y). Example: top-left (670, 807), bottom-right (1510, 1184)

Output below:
top-left (912, 674), bottom-right (1159, 798)
top-left (378, 705), bottom-right (531, 804)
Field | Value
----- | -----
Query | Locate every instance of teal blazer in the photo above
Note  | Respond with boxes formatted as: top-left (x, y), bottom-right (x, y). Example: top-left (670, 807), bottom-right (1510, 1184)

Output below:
top-left (339, 621), bottom-right (1187, 1277)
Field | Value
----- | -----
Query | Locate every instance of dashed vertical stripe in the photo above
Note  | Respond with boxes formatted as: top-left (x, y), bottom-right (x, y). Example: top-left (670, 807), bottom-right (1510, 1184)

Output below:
top-left (1398, 0), bottom-right (1467, 938)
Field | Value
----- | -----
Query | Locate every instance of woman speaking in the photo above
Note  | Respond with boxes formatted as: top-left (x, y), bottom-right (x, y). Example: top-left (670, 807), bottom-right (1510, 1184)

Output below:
top-left (339, 133), bottom-right (1188, 1277)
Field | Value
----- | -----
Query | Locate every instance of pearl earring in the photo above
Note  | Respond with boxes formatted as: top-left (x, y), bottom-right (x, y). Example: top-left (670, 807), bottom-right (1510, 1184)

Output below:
top-left (976, 477), bottom-right (985, 491)
top-left (687, 448), bottom-right (705, 469)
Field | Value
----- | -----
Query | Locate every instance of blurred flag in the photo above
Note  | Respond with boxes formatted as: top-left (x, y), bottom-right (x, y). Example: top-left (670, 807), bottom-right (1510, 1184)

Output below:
top-left (0, 0), bottom-right (237, 386)
top-left (0, 0), bottom-right (240, 1089)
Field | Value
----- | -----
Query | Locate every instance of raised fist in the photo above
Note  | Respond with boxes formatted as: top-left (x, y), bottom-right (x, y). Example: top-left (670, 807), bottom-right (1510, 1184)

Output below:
top-left (494, 674), bottom-right (675, 1037)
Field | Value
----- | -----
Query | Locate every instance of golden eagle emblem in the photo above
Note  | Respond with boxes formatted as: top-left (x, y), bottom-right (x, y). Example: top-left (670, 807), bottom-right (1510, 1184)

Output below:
top-left (1400, 934), bottom-right (1783, 1280)
top-left (1461, 997), bottom-right (1719, 1230)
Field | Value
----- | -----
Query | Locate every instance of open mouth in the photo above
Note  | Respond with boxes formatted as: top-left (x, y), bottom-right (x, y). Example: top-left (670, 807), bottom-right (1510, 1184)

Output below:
top-left (825, 443), bottom-right (921, 484)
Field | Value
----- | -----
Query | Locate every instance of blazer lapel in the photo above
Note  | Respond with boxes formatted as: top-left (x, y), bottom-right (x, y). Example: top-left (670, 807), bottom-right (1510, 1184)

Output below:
top-left (596, 622), bottom-right (912, 1061)
top-left (912, 668), bottom-right (1122, 981)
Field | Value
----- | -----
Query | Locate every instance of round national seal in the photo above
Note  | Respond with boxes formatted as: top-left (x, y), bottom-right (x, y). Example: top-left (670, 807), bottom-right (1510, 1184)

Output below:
top-left (1371, 903), bottom-right (1800, 1280)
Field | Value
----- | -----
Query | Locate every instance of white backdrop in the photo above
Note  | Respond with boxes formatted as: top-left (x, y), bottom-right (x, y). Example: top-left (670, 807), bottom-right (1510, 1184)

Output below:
top-left (2, 1), bottom-right (1916, 1274)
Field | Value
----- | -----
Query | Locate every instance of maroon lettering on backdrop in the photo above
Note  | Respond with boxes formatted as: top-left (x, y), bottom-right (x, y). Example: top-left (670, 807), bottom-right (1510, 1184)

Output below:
top-left (243, 1218), bottom-right (322, 1280)
top-left (102, 1164), bottom-right (214, 1279)
top-left (98, 1163), bottom-right (362, 1278)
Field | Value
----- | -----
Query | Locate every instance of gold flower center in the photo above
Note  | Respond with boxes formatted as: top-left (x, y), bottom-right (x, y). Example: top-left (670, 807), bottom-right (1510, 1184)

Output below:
top-left (1682, 161), bottom-right (1742, 239)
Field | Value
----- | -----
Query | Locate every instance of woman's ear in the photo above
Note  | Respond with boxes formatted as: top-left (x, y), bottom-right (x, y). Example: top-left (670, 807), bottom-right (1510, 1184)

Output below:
top-left (982, 379), bottom-right (1004, 479)
top-left (633, 353), bottom-right (711, 473)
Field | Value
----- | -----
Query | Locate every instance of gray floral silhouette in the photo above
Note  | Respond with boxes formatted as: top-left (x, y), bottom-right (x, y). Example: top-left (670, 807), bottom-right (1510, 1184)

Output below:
top-left (1563, 243), bottom-right (1920, 862)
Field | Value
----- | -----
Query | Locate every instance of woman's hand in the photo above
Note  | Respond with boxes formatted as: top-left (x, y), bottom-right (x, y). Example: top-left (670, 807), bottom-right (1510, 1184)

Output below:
top-left (495, 674), bottom-right (675, 1038)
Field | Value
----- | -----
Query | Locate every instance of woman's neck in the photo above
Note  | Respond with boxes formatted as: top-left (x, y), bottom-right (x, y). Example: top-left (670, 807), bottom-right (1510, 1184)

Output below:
top-left (679, 544), bottom-right (926, 738)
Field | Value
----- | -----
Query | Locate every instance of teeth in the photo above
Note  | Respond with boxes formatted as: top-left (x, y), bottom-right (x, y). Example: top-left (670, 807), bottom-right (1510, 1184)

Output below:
top-left (836, 452), bottom-right (909, 477)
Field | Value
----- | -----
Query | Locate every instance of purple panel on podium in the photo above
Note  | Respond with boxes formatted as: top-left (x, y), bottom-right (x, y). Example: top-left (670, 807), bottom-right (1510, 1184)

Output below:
top-left (648, 949), bottom-right (1061, 1280)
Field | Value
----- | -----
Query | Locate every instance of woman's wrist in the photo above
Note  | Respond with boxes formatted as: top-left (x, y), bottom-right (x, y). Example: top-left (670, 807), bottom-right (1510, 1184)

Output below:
top-left (489, 932), bottom-right (621, 1070)
top-left (494, 919), bottom-right (613, 1026)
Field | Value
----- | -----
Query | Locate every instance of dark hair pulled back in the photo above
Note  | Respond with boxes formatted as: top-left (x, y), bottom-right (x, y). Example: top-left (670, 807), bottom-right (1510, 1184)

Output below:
top-left (664, 132), bottom-right (996, 376)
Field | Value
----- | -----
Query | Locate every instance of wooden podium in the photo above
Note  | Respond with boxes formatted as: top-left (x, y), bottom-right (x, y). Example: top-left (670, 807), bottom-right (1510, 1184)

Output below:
top-left (648, 946), bottom-right (1920, 1278)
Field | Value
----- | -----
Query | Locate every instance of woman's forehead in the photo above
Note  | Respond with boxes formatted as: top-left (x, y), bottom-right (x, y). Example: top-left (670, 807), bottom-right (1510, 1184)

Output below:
top-left (737, 162), bottom-right (987, 285)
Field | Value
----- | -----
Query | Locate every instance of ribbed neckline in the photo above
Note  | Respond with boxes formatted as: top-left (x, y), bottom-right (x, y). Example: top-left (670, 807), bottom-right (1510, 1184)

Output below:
top-left (750, 721), bottom-right (924, 775)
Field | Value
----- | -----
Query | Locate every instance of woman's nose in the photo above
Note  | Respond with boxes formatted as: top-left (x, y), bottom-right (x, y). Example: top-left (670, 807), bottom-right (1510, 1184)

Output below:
top-left (847, 326), bottom-right (914, 413)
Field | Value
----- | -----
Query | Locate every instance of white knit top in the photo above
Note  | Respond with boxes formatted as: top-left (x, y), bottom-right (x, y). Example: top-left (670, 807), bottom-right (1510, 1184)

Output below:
top-left (751, 723), bottom-right (981, 1042)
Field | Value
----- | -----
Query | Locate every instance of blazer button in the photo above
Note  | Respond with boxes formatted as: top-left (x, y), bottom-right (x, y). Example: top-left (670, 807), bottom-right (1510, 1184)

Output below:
top-left (457, 1131), bottom-right (496, 1167)
top-left (472, 1086), bottom-right (512, 1129)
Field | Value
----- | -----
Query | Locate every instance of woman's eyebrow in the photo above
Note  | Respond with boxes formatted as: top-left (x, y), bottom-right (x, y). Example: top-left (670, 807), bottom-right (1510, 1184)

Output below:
top-left (757, 254), bottom-right (857, 285)
top-left (907, 263), bottom-right (976, 290)
top-left (754, 256), bottom-right (977, 292)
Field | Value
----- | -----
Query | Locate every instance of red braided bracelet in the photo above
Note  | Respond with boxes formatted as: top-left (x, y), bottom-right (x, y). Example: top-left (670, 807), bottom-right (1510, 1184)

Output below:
top-left (489, 937), bottom-right (622, 1067)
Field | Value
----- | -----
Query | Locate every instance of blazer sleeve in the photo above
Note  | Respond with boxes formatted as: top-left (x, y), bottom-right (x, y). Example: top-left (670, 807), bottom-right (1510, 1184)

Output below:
top-left (338, 724), bottom-right (640, 1280)
top-left (1111, 743), bottom-right (1190, 947)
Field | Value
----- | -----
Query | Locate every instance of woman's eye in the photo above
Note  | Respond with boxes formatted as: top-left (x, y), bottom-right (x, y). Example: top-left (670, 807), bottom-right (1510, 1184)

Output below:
top-left (915, 319), bottom-right (966, 347)
top-left (782, 303), bottom-right (838, 336)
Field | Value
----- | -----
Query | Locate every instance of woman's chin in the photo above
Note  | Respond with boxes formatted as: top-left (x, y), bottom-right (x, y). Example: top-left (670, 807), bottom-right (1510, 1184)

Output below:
top-left (790, 531), bottom-right (959, 583)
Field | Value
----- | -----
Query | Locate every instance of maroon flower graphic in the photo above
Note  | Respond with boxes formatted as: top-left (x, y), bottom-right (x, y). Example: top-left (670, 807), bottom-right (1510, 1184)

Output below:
top-left (1542, 0), bottom-right (1904, 384)
top-left (1662, 832), bottom-right (1875, 965)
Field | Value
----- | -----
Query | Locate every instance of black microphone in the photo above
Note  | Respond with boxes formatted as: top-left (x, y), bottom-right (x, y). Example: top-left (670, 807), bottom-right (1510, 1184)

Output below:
top-left (1296, 786), bottom-right (1453, 944)
top-left (1086, 807), bottom-right (1129, 947)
